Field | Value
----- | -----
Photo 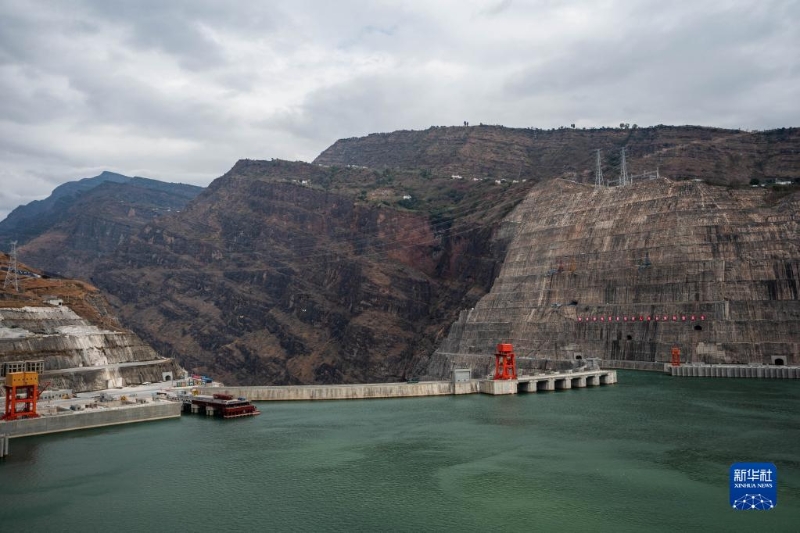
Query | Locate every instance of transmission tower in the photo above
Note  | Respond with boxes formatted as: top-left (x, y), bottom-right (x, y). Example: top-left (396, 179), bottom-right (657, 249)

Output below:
top-left (594, 149), bottom-right (604, 187)
top-left (619, 147), bottom-right (629, 186)
top-left (4, 241), bottom-right (19, 292)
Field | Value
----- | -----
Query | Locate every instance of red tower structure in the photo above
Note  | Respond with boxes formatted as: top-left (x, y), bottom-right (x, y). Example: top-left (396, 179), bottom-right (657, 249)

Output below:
top-left (2, 372), bottom-right (40, 421)
top-left (494, 343), bottom-right (517, 380)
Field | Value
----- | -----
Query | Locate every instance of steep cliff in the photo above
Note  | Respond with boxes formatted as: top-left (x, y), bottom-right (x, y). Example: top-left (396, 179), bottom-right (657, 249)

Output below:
top-left (430, 177), bottom-right (800, 376)
top-left (89, 159), bottom-right (517, 385)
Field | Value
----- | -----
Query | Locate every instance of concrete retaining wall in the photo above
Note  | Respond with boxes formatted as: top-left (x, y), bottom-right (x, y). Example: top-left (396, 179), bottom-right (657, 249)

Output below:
top-left (0, 401), bottom-right (181, 438)
top-left (202, 381), bottom-right (481, 401)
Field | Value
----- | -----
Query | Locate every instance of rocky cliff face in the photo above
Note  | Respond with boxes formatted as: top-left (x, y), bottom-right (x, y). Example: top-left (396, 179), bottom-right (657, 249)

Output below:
top-left (89, 159), bottom-right (513, 385)
top-left (5, 126), bottom-right (799, 386)
top-left (431, 177), bottom-right (800, 376)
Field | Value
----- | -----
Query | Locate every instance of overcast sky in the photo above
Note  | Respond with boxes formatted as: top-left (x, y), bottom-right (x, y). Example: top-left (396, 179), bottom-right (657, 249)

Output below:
top-left (1, 0), bottom-right (798, 221)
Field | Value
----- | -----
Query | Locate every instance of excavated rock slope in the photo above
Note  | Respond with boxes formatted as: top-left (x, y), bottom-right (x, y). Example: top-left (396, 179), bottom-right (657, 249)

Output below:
top-left (0, 306), bottom-right (179, 392)
top-left (431, 178), bottom-right (799, 375)
top-left (0, 261), bottom-right (181, 392)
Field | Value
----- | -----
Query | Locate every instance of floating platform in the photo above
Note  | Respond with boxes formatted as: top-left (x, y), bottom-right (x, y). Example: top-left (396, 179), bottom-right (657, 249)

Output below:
top-left (181, 393), bottom-right (260, 418)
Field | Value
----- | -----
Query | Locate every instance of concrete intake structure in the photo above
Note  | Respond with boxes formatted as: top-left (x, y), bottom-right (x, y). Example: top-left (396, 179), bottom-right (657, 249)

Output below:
top-left (430, 178), bottom-right (800, 376)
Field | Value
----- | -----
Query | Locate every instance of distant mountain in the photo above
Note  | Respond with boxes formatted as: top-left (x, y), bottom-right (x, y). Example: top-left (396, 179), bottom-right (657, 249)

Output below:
top-left (1, 173), bottom-right (203, 278)
top-left (0, 171), bottom-right (130, 245)
top-left (0, 171), bottom-right (202, 252)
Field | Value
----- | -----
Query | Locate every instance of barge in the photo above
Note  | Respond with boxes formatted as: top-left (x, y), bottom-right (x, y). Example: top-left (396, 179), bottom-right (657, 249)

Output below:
top-left (181, 393), bottom-right (260, 418)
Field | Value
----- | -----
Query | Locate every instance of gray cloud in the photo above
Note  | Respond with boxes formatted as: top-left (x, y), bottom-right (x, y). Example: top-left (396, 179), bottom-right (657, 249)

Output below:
top-left (0, 0), bottom-right (798, 220)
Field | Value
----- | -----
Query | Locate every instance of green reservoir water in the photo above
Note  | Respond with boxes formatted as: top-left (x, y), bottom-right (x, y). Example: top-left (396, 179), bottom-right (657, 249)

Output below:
top-left (1, 371), bottom-right (799, 532)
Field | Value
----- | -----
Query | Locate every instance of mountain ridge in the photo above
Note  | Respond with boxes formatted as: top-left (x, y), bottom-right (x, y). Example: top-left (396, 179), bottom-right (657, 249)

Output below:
top-left (3, 124), bottom-right (799, 384)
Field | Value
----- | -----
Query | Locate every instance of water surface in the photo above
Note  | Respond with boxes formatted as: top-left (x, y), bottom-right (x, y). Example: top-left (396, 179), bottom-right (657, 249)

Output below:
top-left (1, 371), bottom-right (798, 531)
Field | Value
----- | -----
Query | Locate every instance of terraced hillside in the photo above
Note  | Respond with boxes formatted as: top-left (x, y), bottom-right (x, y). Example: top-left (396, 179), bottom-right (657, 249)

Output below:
top-left (0, 257), bottom-right (180, 391)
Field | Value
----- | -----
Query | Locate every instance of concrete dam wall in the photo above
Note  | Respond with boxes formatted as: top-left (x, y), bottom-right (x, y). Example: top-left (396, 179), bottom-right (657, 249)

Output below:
top-left (431, 178), bottom-right (799, 373)
top-left (202, 381), bottom-right (480, 401)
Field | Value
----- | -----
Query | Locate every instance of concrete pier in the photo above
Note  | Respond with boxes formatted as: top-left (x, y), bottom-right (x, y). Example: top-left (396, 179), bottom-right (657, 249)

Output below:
top-left (0, 401), bottom-right (181, 439)
top-left (480, 380), bottom-right (518, 395)
top-left (571, 377), bottom-right (587, 388)
top-left (537, 379), bottom-right (555, 392)
top-left (555, 378), bottom-right (571, 390)
top-left (666, 364), bottom-right (800, 379)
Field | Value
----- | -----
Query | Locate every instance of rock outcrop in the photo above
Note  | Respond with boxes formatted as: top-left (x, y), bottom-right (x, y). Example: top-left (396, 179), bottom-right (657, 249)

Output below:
top-left (431, 177), bottom-right (800, 376)
top-left (89, 160), bottom-right (513, 385)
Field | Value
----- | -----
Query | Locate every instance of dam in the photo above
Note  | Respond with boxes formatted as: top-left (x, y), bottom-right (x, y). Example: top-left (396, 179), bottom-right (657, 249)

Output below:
top-left (199, 369), bottom-right (617, 401)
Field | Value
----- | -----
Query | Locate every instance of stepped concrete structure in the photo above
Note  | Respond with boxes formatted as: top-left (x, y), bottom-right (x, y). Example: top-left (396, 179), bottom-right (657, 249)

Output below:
top-left (0, 306), bottom-right (179, 392)
top-left (430, 178), bottom-right (799, 373)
